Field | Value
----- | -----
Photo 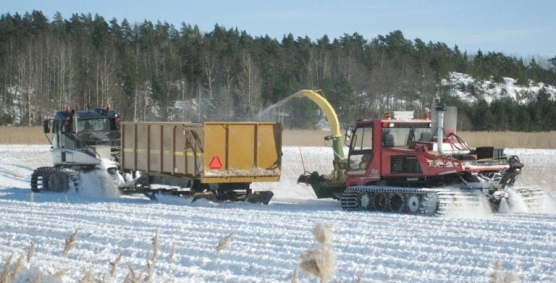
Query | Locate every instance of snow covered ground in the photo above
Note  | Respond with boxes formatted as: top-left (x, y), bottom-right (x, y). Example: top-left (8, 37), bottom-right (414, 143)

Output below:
top-left (1, 145), bottom-right (556, 282)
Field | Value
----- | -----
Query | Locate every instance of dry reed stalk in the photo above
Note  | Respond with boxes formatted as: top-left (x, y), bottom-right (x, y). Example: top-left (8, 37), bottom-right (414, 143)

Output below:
top-left (79, 268), bottom-right (95, 283)
top-left (31, 273), bottom-right (40, 283)
top-left (299, 245), bottom-right (336, 283)
top-left (1, 126), bottom-right (555, 148)
top-left (312, 223), bottom-right (334, 245)
top-left (299, 223), bottom-right (336, 283)
top-left (124, 264), bottom-right (141, 283)
top-left (143, 231), bottom-right (160, 282)
top-left (169, 244), bottom-right (175, 260)
top-left (1, 253), bottom-right (14, 283)
top-left (109, 252), bottom-right (123, 276)
top-left (151, 230), bottom-right (159, 262)
top-left (144, 260), bottom-right (155, 282)
top-left (490, 260), bottom-right (502, 283)
top-left (27, 242), bottom-right (35, 263)
top-left (291, 266), bottom-right (299, 283)
top-left (283, 130), bottom-right (556, 148)
top-left (10, 255), bottom-right (24, 281)
top-left (215, 234), bottom-right (232, 255)
top-left (30, 192), bottom-right (34, 203)
top-left (63, 229), bottom-right (78, 257)
top-left (51, 268), bottom-right (71, 279)
top-left (489, 260), bottom-right (520, 283)
top-left (458, 131), bottom-right (556, 149)
top-left (503, 271), bottom-right (519, 283)
top-left (0, 126), bottom-right (47, 145)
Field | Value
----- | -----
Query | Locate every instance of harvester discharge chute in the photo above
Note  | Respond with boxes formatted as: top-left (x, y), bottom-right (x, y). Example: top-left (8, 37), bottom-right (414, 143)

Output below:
top-left (259, 89), bottom-right (349, 199)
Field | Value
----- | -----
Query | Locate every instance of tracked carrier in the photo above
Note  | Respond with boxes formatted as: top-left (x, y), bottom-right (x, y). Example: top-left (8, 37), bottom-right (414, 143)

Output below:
top-left (31, 105), bottom-right (122, 193)
top-left (299, 100), bottom-right (544, 215)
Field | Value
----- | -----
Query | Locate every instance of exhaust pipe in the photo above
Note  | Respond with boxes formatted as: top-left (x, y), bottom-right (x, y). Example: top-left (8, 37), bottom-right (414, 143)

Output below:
top-left (435, 102), bottom-right (447, 155)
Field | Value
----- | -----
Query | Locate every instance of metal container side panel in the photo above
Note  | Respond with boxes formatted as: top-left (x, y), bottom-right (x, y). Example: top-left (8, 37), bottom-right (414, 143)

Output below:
top-left (122, 122), bottom-right (280, 182)
top-left (228, 124), bottom-right (256, 169)
top-left (202, 122), bottom-right (282, 183)
top-left (135, 124), bottom-right (150, 172)
top-left (203, 123), bottom-right (228, 171)
top-left (173, 125), bottom-right (186, 174)
top-left (256, 123), bottom-right (282, 170)
top-left (122, 122), bottom-right (151, 172)
top-left (162, 124), bottom-right (175, 173)
top-left (121, 122), bottom-right (204, 176)
top-left (121, 123), bottom-right (137, 171)
top-left (149, 125), bottom-right (161, 172)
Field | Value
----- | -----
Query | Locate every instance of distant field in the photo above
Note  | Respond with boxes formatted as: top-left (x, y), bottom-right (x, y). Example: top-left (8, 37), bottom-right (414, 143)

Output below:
top-left (282, 129), bottom-right (556, 149)
top-left (1, 126), bottom-right (555, 148)
top-left (0, 126), bottom-right (48, 144)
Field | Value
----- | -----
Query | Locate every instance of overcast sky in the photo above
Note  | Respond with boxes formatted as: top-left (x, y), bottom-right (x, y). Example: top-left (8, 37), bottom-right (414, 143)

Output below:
top-left (4, 0), bottom-right (555, 58)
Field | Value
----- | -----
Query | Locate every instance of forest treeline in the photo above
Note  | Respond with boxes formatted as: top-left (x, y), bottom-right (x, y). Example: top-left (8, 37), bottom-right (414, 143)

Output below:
top-left (1, 10), bottom-right (555, 130)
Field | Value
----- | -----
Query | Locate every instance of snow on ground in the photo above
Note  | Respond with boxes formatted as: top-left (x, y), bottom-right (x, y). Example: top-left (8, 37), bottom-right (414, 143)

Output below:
top-left (1, 145), bottom-right (556, 282)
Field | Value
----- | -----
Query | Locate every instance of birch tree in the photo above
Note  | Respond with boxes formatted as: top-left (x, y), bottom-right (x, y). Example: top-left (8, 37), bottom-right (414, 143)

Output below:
top-left (237, 50), bottom-right (262, 120)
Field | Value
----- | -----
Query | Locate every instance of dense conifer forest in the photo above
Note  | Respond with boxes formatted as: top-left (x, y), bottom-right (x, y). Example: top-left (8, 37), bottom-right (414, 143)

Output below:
top-left (1, 11), bottom-right (555, 130)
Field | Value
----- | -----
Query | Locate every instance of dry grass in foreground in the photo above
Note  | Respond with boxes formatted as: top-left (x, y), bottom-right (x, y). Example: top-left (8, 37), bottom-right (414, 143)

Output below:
top-left (1, 126), bottom-right (555, 149)
top-left (0, 223), bottom-right (523, 282)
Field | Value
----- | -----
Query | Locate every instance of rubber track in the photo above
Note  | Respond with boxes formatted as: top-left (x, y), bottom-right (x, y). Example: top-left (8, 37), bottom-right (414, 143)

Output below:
top-left (341, 186), bottom-right (483, 216)
top-left (30, 167), bottom-right (77, 192)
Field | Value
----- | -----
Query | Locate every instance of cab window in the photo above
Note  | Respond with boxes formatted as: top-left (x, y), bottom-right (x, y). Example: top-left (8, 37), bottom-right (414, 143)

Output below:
top-left (348, 125), bottom-right (373, 172)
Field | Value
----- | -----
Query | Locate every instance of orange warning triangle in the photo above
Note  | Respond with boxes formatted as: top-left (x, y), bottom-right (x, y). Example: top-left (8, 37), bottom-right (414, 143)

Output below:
top-left (209, 155), bottom-right (222, 169)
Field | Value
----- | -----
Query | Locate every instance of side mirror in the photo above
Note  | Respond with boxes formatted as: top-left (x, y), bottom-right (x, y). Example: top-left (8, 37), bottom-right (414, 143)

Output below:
top-left (43, 120), bottom-right (51, 133)
top-left (344, 126), bottom-right (353, 144)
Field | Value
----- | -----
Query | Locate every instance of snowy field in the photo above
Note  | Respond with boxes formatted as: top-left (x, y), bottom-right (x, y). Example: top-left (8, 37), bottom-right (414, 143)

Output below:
top-left (1, 145), bottom-right (556, 282)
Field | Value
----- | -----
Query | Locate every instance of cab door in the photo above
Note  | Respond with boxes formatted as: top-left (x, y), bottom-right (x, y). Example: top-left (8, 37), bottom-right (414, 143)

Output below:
top-left (347, 123), bottom-right (373, 174)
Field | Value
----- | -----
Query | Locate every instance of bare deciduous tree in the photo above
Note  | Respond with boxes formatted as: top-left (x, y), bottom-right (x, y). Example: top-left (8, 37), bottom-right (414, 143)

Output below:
top-left (237, 50), bottom-right (262, 119)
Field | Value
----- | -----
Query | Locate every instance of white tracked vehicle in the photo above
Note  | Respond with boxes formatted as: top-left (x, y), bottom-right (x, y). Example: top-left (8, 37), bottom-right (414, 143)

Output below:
top-left (31, 104), bottom-right (122, 193)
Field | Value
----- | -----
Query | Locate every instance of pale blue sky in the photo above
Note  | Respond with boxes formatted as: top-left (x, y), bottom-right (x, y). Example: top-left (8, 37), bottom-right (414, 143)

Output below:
top-left (4, 0), bottom-right (555, 58)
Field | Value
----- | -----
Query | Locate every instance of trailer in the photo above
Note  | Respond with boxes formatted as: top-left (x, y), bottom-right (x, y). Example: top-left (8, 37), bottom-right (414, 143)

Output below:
top-left (120, 122), bottom-right (282, 203)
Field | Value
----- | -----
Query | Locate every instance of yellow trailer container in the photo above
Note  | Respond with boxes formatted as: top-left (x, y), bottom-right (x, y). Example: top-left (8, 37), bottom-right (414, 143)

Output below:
top-left (121, 122), bottom-right (282, 184)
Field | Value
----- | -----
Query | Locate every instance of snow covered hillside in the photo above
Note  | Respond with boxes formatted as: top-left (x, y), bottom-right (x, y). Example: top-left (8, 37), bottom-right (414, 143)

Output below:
top-left (1, 145), bottom-right (556, 282)
top-left (444, 72), bottom-right (556, 104)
